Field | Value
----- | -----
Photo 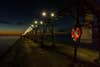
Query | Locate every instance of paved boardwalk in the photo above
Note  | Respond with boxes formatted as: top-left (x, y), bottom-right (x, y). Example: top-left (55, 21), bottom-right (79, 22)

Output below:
top-left (0, 37), bottom-right (99, 67)
top-left (0, 38), bottom-right (71, 67)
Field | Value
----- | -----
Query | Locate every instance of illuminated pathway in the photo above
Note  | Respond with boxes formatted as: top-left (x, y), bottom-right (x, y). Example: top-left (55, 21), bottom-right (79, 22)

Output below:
top-left (0, 37), bottom-right (99, 67)
top-left (0, 38), bottom-right (70, 67)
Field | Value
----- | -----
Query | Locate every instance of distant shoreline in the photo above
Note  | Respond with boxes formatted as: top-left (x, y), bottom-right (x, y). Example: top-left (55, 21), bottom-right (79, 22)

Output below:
top-left (0, 34), bottom-right (21, 36)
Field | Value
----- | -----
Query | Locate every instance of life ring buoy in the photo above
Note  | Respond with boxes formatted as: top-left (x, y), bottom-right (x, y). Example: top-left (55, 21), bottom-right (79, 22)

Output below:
top-left (71, 27), bottom-right (81, 41)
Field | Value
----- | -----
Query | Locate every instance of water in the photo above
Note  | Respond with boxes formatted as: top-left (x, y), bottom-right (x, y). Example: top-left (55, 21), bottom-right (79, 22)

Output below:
top-left (0, 36), bottom-right (19, 56)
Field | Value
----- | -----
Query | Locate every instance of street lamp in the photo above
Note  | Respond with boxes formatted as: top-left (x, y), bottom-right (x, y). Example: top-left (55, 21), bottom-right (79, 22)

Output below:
top-left (50, 12), bottom-right (55, 17)
top-left (42, 12), bottom-right (47, 17)
top-left (34, 20), bottom-right (38, 24)
top-left (33, 20), bottom-right (44, 42)
top-left (50, 12), bottom-right (55, 46)
top-left (41, 11), bottom-right (47, 45)
top-left (40, 21), bottom-right (43, 25)
top-left (41, 11), bottom-right (56, 47)
top-left (31, 24), bottom-right (34, 28)
top-left (33, 20), bottom-right (38, 42)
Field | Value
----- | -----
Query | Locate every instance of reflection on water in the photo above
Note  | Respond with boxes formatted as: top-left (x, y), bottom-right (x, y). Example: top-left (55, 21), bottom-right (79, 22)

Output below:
top-left (0, 36), bottom-right (19, 56)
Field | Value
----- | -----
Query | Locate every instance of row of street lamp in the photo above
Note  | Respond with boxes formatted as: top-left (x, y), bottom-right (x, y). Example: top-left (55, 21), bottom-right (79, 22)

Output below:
top-left (30, 11), bottom-right (56, 44)
top-left (30, 11), bottom-right (55, 29)
top-left (41, 11), bottom-right (56, 45)
top-left (42, 11), bottom-right (55, 17)
top-left (30, 20), bottom-right (43, 28)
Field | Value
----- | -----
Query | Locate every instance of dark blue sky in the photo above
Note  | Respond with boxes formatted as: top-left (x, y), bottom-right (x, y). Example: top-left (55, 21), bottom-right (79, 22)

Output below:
top-left (0, 0), bottom-right (77, 24)
top-left (0, 0), bottom-right (77, 34)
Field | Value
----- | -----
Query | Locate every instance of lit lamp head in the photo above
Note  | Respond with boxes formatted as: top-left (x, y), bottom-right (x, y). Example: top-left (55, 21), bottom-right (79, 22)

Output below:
top-left (34, 20), bottom-right (38, 24)
top-left (31, 24), bottom-right (34, 28)
top-left (50, 12), bottom-right (55, 17)
top-left (40, 21), bottom-right (43, 24)
top-left (42, 12), bottom-right (47, 17)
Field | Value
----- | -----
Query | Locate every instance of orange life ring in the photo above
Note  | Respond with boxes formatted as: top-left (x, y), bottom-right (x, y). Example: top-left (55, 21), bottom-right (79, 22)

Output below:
top-left (71, 27), bottom-right (81, 41)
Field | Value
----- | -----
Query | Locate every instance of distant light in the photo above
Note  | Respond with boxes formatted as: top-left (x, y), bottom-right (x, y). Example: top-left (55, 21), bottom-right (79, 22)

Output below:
top-left (34, 20), bottom-right (38, 24)
top-left (42, 12), bottom-right (46, 17)
top-left (51, 13), bottom-right (55, 17)
top-left (22, 26), bottom-right (33, 35)
top-left (31, 25), bottom-right (34, 28)
top-left (40, 21), bottom-right (43, 24)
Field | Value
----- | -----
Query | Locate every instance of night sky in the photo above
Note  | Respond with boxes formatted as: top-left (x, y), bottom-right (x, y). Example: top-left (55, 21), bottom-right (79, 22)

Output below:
top-left (0, 0), bottom-right (77, 35)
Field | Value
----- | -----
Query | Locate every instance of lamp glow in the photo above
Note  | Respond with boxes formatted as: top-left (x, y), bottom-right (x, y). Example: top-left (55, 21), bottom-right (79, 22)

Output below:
top-left (51, 13), bottom-right (55, 17)
top-left (34, 20), bottom-right (38, 24)
top-left (40, 21), bottom-right (43, 24)
top-left (42, 12), bottom-right (47, 17)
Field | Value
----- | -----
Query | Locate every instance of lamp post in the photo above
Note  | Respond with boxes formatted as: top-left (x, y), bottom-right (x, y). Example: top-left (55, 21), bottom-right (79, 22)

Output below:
top-left (33, 20), bottom-right (38, 42)
top-left (41, 11), bottom-right (56, 47)
top-left (40, 21), bottom-right (43, 25)
top-left (71, 6), bottom-right (80, 65)
top-left (41, 11), bottom-right (47, 45)
top-left (38, 20), bottom-right (43, 43)
top-left (30, 24), bottom-right (34, 40)
top-left (50, 12), bottom-right (55, 46)
top-left (33, 20), bottom-right (44, 42)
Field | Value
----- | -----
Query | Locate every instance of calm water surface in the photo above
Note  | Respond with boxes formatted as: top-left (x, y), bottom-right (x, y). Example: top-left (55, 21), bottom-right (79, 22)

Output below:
top-left (0, 36), bottom-right (19, 56)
